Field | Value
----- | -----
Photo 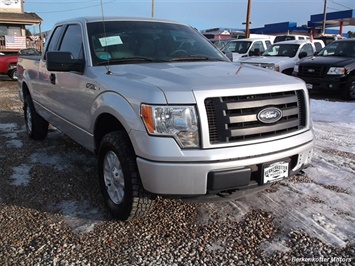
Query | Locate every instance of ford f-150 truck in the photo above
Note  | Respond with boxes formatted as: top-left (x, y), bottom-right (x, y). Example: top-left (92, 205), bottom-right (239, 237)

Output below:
top-left (17, 17), bottom-right (314, 221)
top-left (293, 38), bottom-right (355, 100)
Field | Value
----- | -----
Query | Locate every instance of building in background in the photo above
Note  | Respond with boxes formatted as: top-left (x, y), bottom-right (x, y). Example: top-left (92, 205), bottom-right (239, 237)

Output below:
top-left (0, 0), bottom-right (42, 53)
top-left (202, 9), bottom-right (355, 41)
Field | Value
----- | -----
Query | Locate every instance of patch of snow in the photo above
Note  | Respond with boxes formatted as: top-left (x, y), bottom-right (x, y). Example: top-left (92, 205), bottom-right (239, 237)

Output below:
top-left (55, 200), bottom-right (104, 233)
top-left (6, 139), bottom-right (23, 148)
top-left (11, 164), bottom-right (31, 186)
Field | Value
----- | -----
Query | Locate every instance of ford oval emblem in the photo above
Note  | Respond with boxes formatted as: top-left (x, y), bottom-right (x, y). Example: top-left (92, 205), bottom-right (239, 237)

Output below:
top-left (257, 107), bottom-right (282, 124)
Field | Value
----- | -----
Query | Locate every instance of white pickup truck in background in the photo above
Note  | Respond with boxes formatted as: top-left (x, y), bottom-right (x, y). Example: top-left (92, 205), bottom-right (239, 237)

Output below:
top-left (17, 17), bottom-right (314, 221)
top-left (222, 38), bottom-right (274, 62)
top-left (239, 40), bottom-right (325, 75)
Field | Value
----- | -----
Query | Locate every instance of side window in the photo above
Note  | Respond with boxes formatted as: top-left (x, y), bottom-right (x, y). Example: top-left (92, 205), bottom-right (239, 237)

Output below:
top-left (45, 25), bottom-right (63, 54)
top-left (300, 43), bottom-right (313, 56)
top-left (265, 40), bottom-right (272, 48)
top-left (251, 41), bottom-right (264, 52)
top-left (59, 24), bottom-right (84, 59)
top-left (225, 42), bottom-right (237, 52)
top-left (314, 42), bottom-right (323, 52)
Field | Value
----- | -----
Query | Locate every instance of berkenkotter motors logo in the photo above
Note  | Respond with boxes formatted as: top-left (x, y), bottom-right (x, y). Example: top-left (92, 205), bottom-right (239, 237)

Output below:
top-left (292, 257), bottom-right (352, 263)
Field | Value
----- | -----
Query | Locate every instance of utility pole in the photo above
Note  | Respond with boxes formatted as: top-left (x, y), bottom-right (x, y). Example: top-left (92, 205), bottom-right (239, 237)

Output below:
top-left (245, 0), bottom-right (252, 38)
top-left (151, 0), bottom-right (154, 17)
top-left (322, 0), bottom-right (327, 35)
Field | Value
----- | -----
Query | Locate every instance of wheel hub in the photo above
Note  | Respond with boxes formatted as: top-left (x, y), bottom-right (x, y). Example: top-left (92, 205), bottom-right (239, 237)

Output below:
top-left (103, 151), bottom-right (125, 204)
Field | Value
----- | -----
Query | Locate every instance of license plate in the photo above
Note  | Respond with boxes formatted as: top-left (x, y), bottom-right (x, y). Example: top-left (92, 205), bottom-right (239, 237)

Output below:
top-left (306, 83), bottom-right (313, 90)
top-left (263, 161), bottom-right (289, 184)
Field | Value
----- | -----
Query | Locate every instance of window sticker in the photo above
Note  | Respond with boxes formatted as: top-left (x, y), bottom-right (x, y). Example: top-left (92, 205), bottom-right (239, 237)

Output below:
top-left (99, 36), bottom-right (123, 47)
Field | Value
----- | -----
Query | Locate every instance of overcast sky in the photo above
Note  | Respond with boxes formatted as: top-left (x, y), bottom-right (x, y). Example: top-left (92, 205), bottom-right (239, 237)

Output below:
top-left (24, 0), bottom-right (355, 33)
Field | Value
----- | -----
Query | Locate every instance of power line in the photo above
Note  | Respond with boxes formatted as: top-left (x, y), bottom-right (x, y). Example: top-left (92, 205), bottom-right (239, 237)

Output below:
top-left (27, 0), bottom-right (98, 3)
top-left (330, 0), bottom-right (353, 10)
top-left (28, 0), bottom-right (117, 13)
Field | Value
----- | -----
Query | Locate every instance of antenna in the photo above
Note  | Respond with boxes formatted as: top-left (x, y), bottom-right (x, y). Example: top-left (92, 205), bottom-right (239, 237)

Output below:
top-left (100, 0), bottom-right (112, 75)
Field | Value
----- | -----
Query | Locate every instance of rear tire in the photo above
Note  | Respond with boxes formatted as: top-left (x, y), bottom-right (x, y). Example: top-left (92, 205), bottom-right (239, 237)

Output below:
top-left (24, 95), bottom-right (49, 140)
top-left (8, 68), bottom-right (17, 80)
top-left (98, 131), bottom-right (155, 221)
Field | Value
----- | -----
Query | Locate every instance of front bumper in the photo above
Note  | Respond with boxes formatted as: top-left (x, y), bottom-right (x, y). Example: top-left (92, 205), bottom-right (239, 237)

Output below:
top-left (136, 135), bottom-right (313, 197)
top-left (294, 74), bottom-right (347, 91)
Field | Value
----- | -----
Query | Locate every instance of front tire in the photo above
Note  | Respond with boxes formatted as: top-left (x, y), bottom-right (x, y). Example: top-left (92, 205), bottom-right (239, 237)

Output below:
top-left (24, 95), bottom-right (49, 140)
top-left (343, 77), bottom-right (355, 100)
top-left (98, 131), bottom-right (155, 221)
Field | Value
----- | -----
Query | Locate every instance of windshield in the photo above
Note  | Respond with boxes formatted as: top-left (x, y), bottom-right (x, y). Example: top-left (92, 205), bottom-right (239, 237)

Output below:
top-left (221, 41), bottom-right (251, 54)
top-left (263, 43), bottom-right (300, 57)
top-left (87, 21), bottom-right (228, 66)
top-left (274, 36), bottom-right (296, 43)
top-left (316, 41), bottom-right (355, 57)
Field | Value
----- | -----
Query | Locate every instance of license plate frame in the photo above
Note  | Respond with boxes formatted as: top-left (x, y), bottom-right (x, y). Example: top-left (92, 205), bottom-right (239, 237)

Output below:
top-left (262, 160), bottom-right (290, 184)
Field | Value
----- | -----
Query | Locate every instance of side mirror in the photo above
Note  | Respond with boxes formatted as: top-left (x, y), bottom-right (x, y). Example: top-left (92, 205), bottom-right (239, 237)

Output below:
top-left (46, 51), bottom-right (85, 73)
top-left (298, 51), bottom-right (308, 59)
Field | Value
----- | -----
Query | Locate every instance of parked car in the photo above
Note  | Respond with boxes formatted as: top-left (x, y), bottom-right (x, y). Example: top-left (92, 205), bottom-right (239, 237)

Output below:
top-left (239, 40), bottom-right (324, 75)
top-left (0, 48), bottom-right (41, 80)
top-left (293, 38), bottom-right (355, 100)
top-left (222, 38), bottom-right (273, 61)
top-left (274, 35), bottom-right (310, 43)
top-left (0, 53), bottom-right (18, 80)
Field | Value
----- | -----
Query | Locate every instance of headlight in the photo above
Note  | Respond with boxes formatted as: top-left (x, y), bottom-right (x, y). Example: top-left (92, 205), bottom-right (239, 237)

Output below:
top-left (265, 64), bottom-right (280, 72)
top-left (141, 104), bottom-right (199, 148)
top-left (293, 64), bottom-right (299, 73)
top-left (327, 67), bottom-right (346, 75)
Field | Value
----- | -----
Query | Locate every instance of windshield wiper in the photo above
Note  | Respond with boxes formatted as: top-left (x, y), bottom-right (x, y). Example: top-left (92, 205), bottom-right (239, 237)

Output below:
top-left (97, 57), bottom-right (164, 65)
top-left (169, 56), bottom-right (226, 62)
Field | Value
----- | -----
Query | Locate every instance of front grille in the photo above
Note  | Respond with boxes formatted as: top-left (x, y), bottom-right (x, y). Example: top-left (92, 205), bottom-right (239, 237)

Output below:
top-left (298, 65), bottom-right (327, 77)
top-left (204, 90), bottom-right (306, 144)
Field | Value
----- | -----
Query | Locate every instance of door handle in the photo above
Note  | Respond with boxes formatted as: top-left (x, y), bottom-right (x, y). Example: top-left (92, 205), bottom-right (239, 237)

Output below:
top-left (50, 73), bottom-right (56, 85)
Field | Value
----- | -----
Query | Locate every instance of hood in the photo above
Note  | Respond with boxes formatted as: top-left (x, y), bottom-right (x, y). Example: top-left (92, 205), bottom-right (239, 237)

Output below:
top-left (100, 61), bottom-right (303, 104)
top-left (240, 56), bottom-right (292, 65)
top-left (300, 56), bottom-right (355, 67)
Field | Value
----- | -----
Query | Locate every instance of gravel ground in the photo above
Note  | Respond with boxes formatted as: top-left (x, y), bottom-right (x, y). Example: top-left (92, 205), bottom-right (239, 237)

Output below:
top-left (0, 75), bottom-right (354, 265)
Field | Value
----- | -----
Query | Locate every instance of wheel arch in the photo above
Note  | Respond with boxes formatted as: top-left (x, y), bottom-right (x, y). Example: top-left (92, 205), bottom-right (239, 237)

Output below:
top-left (20, 81), bottom-right (31, 102)
top-left (94, 113), bottom-right (129, 154)
top-left (281, 68), bottom-right (294, 76)
top-left (7, 62), bottom-right (16, 70)
top-left (91, 92), bottom-right (148, 154)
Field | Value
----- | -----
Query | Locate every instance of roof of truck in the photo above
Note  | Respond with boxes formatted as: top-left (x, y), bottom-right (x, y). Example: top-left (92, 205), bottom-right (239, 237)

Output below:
top-left (54, 16), bottom-right (186, 26)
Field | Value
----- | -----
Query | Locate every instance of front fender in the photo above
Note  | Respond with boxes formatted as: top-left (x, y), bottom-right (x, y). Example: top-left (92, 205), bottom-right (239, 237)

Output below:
top-left (91, 91), bottom-right (161, 135)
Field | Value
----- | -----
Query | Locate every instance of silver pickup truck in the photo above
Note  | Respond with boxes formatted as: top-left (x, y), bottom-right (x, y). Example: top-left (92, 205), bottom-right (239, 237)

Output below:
top-left (17, 17), bottom-right (314, 221)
